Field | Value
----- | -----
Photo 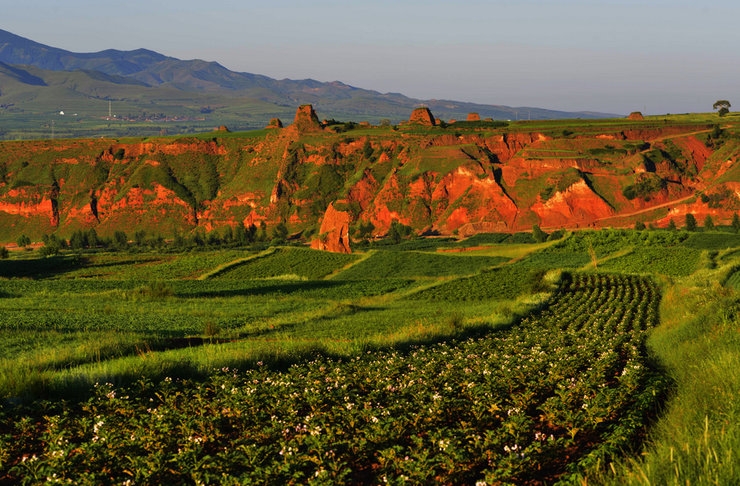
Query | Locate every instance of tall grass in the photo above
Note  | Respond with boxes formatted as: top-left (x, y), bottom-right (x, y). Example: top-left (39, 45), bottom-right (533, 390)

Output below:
top-left (583, 266), bottom-right (740, 484)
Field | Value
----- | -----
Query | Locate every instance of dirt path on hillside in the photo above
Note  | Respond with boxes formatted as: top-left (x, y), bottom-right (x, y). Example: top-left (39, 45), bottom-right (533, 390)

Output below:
top-left (647, 127), bottom-right (715, 143)
top-left (594, 194), bottom-right (696, 224)
top-left (591, 126), bottom-right (730, 225)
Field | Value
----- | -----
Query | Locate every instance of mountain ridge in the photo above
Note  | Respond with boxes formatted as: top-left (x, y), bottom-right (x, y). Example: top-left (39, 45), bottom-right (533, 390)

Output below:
top-left (0, 29), bottom-right (620, 138)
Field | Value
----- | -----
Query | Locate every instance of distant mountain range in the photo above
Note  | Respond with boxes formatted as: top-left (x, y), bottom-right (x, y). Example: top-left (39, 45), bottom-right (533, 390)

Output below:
top-left (0, 29), bottom-right (619, 137)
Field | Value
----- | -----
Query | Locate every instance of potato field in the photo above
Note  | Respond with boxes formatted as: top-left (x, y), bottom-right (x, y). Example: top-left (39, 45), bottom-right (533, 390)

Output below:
top-left (1, 229), bottom-right (739, 484)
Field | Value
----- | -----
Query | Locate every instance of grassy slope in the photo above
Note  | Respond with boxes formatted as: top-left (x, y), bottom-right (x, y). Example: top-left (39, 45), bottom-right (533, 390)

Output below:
top-left (585, 264), bottom-right (740, 485)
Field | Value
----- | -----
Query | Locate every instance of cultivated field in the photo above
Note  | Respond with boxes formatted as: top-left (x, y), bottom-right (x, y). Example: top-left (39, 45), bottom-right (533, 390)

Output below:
top-left (1, 229), bottom-right (739, 484)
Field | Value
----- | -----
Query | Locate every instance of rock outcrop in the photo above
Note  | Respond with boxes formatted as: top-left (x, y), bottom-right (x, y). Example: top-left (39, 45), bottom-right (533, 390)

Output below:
top-left (290, 104), bottom-right (323, 133)
top-left (0, 107), bottom-right (733, 244)
top-left (408, 107), bottom-right (436, 126)
top-left (531, 180), bottom-right (614, 228)
top-left (266, 118), bottom-right (283, 129)
top-left (432, 166), bottom-right (518, 234)
top-left (311, 203), bottom-right (351, 253)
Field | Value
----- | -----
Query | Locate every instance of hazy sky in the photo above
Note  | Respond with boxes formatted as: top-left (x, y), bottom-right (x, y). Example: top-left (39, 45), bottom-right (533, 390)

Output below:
top-left (5, 0), bottom-right (740, 115)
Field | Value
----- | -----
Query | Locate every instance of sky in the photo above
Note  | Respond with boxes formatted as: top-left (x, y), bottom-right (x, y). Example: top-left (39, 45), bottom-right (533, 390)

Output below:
top-left (4, 0), bottom-right (740, 115)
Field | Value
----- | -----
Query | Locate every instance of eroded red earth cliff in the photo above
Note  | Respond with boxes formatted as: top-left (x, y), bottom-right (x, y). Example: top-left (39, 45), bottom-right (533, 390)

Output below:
top-left (1, 106), bottom-right (738, 242)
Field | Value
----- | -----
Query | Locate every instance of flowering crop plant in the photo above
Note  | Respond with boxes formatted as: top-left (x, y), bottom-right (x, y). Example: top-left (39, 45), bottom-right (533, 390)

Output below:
top-left (2, 273), bottom-right (667, 484)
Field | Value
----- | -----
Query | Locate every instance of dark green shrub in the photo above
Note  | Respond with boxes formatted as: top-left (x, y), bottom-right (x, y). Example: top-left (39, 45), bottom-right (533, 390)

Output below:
top-left (685, 214), bottom-right (698, 232)
top-left (16, 234), bottom-right (31, 248)
top-left (532, 224), bottom-right (548, 243)
top-left (622, 173), bottom-right (666, 201)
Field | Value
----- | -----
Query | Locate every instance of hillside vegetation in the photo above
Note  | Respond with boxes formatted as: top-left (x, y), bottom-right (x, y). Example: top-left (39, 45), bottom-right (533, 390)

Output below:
top-left (1, 108), bottom-right (739, 247)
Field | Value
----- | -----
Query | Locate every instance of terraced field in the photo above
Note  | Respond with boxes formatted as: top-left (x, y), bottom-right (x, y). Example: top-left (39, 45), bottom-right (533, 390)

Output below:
top-left (1, 229), bottom-right (739, 483)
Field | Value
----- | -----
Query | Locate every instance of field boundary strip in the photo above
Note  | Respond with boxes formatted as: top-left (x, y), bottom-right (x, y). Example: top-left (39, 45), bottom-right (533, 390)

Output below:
top-left (324, 250), bottom-right (375, 280)
top-left (196, 248), bottom-right (277, 280)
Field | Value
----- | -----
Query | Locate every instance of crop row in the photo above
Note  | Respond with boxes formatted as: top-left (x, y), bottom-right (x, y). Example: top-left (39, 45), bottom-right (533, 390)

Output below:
top-left (0, 251), bottom-right (250, 281)
top-left (680, 232), bottom-right (740, 250)
top-left (0, 278), bottom-right (415, 334)
top-left (1, 273), bottom-right (666, 484)
top-left (214, 247), bottom-right (359, 280)
top-left (551, 229), bottom-right (690, 258)
top-left (407, 265), bottom-right (539, 302)
top-left (598, 246), bottom-right (700, 276)
top-left (335, 251), bottom-right (508, 280)
top-left (723, 268), bottom-right (740, 290)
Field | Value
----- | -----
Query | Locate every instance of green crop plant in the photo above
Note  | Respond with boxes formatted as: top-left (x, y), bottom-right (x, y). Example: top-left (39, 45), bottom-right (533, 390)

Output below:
top-left (1, 273), bottom-right (666, 484)
top-left (1, 229), bottom-right (740, 483)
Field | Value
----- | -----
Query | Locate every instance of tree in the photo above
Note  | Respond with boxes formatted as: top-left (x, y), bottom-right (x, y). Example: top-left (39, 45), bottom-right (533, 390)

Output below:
top-left (87, 229), bottom-right (100, 248)
top-left (257, 221), bottom-right (268, 242)
top-left (222, 225), bottom-right (234, 245)
top-left (685, 213), bottom-right (698, 231)
top-left (40, 234), bottom-right (63, 256)
top-left (191, 230), bottom-right (206, 247)
top-left (206, 231), bottom-right (221, 246)
top-left (0, 246), bottom-right (8, 259)
top-left (172, 232), bottom-right (187, 249)
top-left (387, 221), bottom-right (413, 244)
top-left (113, 230), bottom-right (128, 250)
top-left (667, 219), bottom-right (677, 231)
top-left (532, 224), bottom-right (548, 243)
top-left (234, 223), bottom-right (247, 245)
top-left (134, 230), bottom-right (147, 247)
top-left (711, 124), bottom-right (723, 139)
top-left (634, 221), bottom-right (646, 231)
top-left (271, 222), bottom-right (288, 244)
top-left (713, 100), bottom-right (731, 117)
top-left (703, 214), bottom-right (714, 231)
top-left (733, 213), bottom-right (740, 234)
top-left (16, 234), bottom-right (31, 248)
top-left (355, 220), bottom-right (375, 240)
top-left (69, 230), bottom-right (88, 250)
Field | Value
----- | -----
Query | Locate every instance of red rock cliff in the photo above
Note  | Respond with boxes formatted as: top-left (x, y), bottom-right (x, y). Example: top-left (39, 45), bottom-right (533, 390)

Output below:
top-left (0, 109), bottom-right (732, 243)
top-left (311, 203), bottom-right (351, 253)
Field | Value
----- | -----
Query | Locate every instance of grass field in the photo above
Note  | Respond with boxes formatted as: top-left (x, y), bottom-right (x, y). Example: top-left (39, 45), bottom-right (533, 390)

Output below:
top-left (0, 229), bottom-right (739, 484)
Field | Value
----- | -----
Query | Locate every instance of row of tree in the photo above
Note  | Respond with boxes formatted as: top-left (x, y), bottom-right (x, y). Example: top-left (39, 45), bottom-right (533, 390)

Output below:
top-left (637, 212), bottom-right (740, 232)
top-left (32, 222), bottom-right (283, 256)
top-left (4, 211), bottom-right (739, 260)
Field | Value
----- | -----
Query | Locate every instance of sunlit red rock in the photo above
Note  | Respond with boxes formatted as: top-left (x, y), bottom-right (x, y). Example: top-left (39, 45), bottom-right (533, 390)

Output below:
top-left (311, 203), bottom-right (351, 253)
top-left (408, 107), bottom-right (436, 126)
